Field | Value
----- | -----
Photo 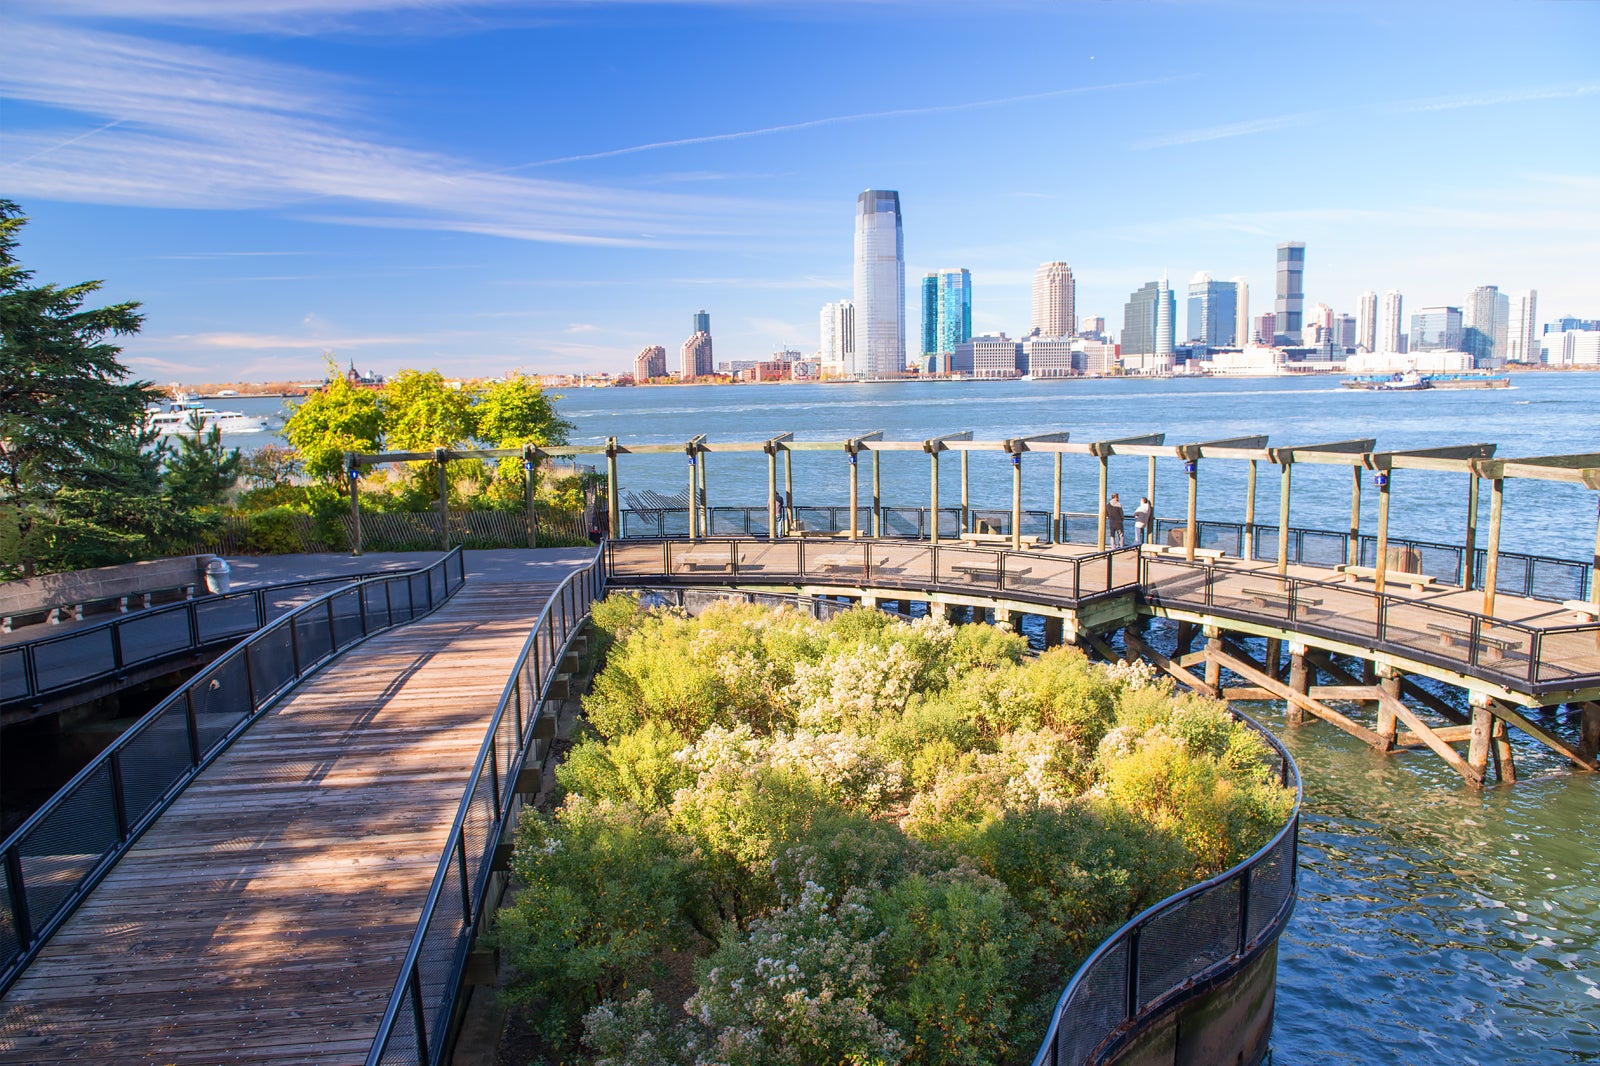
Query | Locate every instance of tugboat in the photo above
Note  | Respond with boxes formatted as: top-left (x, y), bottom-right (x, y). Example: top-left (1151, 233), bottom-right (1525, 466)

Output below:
top-left (1342, 369), bottom-right (1432, 392)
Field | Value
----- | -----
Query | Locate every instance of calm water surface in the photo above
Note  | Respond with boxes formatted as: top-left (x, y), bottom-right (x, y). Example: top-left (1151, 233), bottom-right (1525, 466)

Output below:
top-left (244, 373), bottom-right (1600, 1058)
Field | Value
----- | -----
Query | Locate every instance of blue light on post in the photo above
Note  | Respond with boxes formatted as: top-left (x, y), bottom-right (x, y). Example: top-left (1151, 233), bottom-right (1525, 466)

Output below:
top-left (1374, 472), bottom-right (1389, 488)
top-left (1184, 461), bottom-right (1197, 475)
top-left (1011, 453), bottom-right (1021, 468)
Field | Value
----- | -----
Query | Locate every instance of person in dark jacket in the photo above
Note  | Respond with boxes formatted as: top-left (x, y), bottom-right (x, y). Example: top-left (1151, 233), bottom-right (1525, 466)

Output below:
top-left (1106, 493), bottom-right (1125, 547)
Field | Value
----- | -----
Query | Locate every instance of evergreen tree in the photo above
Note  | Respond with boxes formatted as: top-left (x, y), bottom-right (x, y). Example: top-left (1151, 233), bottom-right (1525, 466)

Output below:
top-left (0, 200), bottom-right (176, 576)
top-left (164, 415), bottom-right (243, 509)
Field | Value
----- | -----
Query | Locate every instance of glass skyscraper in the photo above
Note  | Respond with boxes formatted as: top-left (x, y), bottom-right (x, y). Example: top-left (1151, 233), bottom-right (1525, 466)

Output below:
top-left (852, 190), bottom-right (905, 378)
top-left (920, 273), bottom-right (939, 359)
top-left (1274, 242), bottom-right (1305, 345)
top-left (1410, 306), bottom-right (1463, 351)
top-left (1186, 273), bottom-right (1238, 347)
top-left (1122, 280), bottom-right (1175, 356)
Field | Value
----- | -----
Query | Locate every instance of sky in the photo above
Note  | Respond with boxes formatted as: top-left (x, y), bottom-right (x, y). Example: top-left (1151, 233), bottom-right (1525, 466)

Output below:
top-left (2, 0), bottom-right (1598, 384)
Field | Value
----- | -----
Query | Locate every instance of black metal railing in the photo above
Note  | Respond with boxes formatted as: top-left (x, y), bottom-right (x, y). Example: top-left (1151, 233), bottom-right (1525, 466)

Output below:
top-left (365, 551), bottom-right (605, 1066)
top-left (0, 549), bottom-right (468, 995)
top-left (617, 505), bottom-right (1592, 605)
top-left (0, 571), bottom-right (407, 707)
top-left (604, 536), bottom-right (1142, 607)
top-left (1138, 556), bottom-right (1600, 696)
top-left (1031, 715), bottom-right (1300, 1066)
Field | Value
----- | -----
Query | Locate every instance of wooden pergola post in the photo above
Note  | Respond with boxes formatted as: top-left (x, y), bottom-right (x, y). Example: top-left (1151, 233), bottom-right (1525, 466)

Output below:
top-left (1244, 459), bottom-right (1257, 560)
top-left (872, 449), bottom-right (882, 537)
top-left (698, 448), bottom-right (709, 534)
top-left (1097, 453), bottom-right (1109, 551)
top-left (1483, 477), bottom-right (1504, 615)
top-left (436, 448), bottom-right (450, 551)
top-left (848, 447), bottom-right (860, 540)
top-left (603, 440), bottom-right (617, 544)
top-left (1147, 456), bottom-right (1158, 528)
top-left (1374, 467), bottom-right (1392, 595)
top-left (960, 450), bottom-right (970, 534)
top-left (1052, 452), bottom-right (1063, 544)
top-left (783, 448), bottom-right (793, 517)
top-left (686, 441), bottom-right (699, 540)
top-left (347, 453), bottom-right (362, 557)
top-left (1348, 465), bottom-right (1362, 568)
top-left (531, 445), bottom-right (545, 548)
top-left (1276, 459), bottom-right (1292, 578)
top-left (1464, 472), bottom-right (1480, 588)
top-left (929, 446), bottom-right (942, 545)
top-left (766, 444), bottom-right (778, 540)
top-left (1009, 443), bottom-right (1023, 552)
top-left (1184, 451), bottom-right (1199, 563)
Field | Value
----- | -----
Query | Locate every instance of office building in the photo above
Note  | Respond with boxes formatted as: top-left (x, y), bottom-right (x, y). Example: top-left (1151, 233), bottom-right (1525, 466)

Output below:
top-left (1022, 337), bottom-right (1075, 379)
top-left (1357, 291), bottom-right (1377, 352)
top-left (952, 334), bottom-right (1022, 379)
top-left (1255, 312), bottom-right (1276, 346)
top-left (924, 268), bottom-right (972, 373)
top-left (1543, 329), bottom-right (1600, 365)
top-left (679, 332), bottom-right (713, 380)
top-left (1123, 279), bottom-right (1176, 358)
top-left (634, 345), bottom-right (667, 381)
top-left (1336, 314), bottom-right (1358, 349)
top-left (1410, 306), bottom-right (1463, 352)
top-left (1305, 303), bottom-right (1334, 345)
top-left (1080, 315), bottom-right (1106, 339)
top-left (692, 310), bottom-right (710, 336)
top-left (819, 300), bottom-right (855, 378)
top-left (1232, 277), bottom-right (1249, 347)
top-left (1507, 291), bottom-right (1539, 362)
top-left (1274, 241), bottom-right (1306, 344)
top-left (1380, 290), bottom-right (1404, 353)
top-left (852, 189), bottom-right (905, 378)
top-left (1032, 261), bottom-right (1076, 338)
top-left (1186, 272), bottom-right (1239, 347)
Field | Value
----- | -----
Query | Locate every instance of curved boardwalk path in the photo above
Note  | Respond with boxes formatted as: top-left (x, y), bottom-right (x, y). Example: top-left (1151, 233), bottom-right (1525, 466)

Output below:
top-left (0, 580), bottom-right (559, 1063)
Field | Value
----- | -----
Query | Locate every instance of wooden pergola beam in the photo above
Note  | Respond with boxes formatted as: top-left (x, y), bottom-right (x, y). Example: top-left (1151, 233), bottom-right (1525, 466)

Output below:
top-left (1267, 438), bottom-right (1378, 466)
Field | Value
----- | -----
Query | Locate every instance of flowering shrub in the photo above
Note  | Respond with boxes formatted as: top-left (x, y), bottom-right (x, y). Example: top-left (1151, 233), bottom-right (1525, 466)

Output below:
top-left (501, 602), bottom-right (1293, 1064)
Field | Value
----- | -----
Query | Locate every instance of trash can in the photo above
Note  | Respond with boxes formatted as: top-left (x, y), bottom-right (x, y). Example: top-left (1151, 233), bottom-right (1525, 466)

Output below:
top-left (205, 558), bottom-right (232, 595)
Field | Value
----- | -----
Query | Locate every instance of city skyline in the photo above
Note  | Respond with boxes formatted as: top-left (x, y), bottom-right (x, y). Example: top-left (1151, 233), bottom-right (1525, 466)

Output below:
top-left (2, 1), bottom-right (1597, 380)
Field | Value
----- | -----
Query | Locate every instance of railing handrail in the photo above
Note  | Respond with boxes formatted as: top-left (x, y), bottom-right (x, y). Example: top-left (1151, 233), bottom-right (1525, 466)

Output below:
top-left (1029, 713), bottom-right (1302, 1065)
top-left (365, 547), bottom-right (605, 1065)
top-left (0, 547), bottom-right (467, 995)
top-left (2, 568), bottom-right (414, 704)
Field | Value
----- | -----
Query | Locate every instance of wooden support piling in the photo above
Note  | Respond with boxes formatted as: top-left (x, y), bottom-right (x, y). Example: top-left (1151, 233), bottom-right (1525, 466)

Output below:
top-left (1287, 644), bottom-right (1310, 726)
top-left (1581, 703), bottom-right (1600, 761)
top-left (1264, 637), bottom-right (1282, 681)
top-left (1375, 666), bottom-right (1401, 751)
top-left (1468, 700), bottom-right (1493, 783)
top-left (1203, 628), bottom-right (1222, 695)
top-left (1491, 718), bottom-right (1516, 784)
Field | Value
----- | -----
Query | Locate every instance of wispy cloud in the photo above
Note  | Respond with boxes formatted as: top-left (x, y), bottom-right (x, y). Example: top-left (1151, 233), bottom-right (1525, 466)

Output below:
top-left (0, 18), bottom-right (756, 247)
top-left (1130, 112), bottom-right (1314, 151)
top-left (507, 76), bottom-right (1188, 170)
top-left (161, 329), bottom-right (460, 349)
top-left (1391, 82), bottom-right (1600, 113)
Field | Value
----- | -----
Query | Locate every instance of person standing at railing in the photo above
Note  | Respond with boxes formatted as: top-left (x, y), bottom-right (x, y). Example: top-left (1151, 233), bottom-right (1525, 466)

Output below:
top-left (1107, 493), bottom-right (1125, 547)
top-left (1133, 496), bottom-right (1153, 546)
top-left (772, 493), bottom-right (787, 536)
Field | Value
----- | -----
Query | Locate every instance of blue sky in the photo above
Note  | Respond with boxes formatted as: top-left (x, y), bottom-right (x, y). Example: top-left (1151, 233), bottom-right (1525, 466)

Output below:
top-left (3, 0), bottom-right (1597, 383)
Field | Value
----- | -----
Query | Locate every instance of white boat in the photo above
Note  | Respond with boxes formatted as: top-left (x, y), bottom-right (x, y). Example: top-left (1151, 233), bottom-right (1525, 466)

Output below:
top-left (145, 392), bottom-right (270, 435)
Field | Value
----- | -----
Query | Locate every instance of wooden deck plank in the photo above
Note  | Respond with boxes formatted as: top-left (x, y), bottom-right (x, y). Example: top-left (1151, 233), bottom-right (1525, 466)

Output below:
top-left (0, 580), bottom-right (562, 1064)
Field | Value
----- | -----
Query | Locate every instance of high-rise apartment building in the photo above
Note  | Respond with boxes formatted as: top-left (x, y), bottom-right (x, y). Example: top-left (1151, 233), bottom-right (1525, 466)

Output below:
top-left (920, 274), bottom-right (939, 359)
top-left (819, 300), bottom-right (855, 378)
top-left (1231, 277), bottom-right (1249, 347)
top-left (679, 332), bottom-right (713, 380)
top-left (929, 269), bottom-right (972, 372)
top-left (1380, 290), bottom-right (1404, 353)
top-left (1357, 291), bottom-right (1377, 352)
top-left (1274, 241), bottom-right (1306, 345)
top-left (634, 345), bottom-right (667, 381)
top-left (1463, 285), bottom-right (1509, 366)
top-left (1335, 314), bottom-right (1358, 349)
top-left (1186, 272), bottom-right (1239, 347)
top-left (1256, 312), bottom-right (1276, 346)
top-left (1507, 291), bottom-right (1539, 363)
top-left (1031, 261), bottom-right (1076, 338)
top-left (852, 190), bottom-right (905, 378)
top-left (1080, 315), bottom-right (1106, 338)
top-left (1123, 279), bottom-right (1176, 357)
top-left (1410, 307), bottom-right (1463, 352)
top-left (1305, 303), bottom-right (1334, 345)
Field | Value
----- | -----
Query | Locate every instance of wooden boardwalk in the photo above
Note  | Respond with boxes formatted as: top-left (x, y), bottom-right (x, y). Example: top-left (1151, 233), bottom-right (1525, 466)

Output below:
top-left (0, 582), bottom-right (557, 1064)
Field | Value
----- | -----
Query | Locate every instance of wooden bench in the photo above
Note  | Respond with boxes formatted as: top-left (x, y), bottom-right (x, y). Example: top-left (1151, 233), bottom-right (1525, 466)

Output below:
top-left (958, 532), bottom-right (1045, 549)
top-left (1336, 564), bottom-right (1438, 591)
top-left (948, 563), bottom-right (1032, 586)
top-left (1140, 543), bottom-right (1227, 563)
top-left (1561, 599), bottom-right (1599, 621)
top-left (1426, 621), bottom-right (1518, 652)
top-left (1241, 586), bottom-right (1323, 612)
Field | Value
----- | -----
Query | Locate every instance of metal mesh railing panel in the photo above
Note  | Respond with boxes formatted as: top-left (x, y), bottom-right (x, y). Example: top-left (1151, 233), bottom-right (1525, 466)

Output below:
top-left (871, 542), bottom-right (933, 584)
top-left (248, 626), bottom-right (297, 703)
top-left (1, 648), bottom-right (29, 702)
top-left (1054, 939), bottom-right (1129, 1066)
top-left (363, 583), bottom-right (394, 628)
top-left (17, 763), bottom-right (119, 925)
top-left (0, 893), bottom-right (19, 968)
top-left (1136, 878), bottom-right (1241, 1011)
top-left (405, 573), bottom-right (429, 619)
top-left (461, 778), bottom-right (496, 891)
top-left (1247, 832), bottom-right (1295, 946)
top-left (329, 590), bottom-right (365, 649)
top-left (31, 628), bottom-right (115, 693)
top-left (193, 595), bottom-right (259, 643)
top-left (191, 655), bottom-right (255, 742)
top-left (115, 610), bottom-right (195, 665)
top-left (114, 716), bottom-right (192, 827)
top-left (418, 856), bottom-right (469, 1049)
top-left (374, 982), bottom-right (423, 1066)
top-left (293, 611), bottom-right (334, 669)
top-left (734, 541), bottom-right (800, 577)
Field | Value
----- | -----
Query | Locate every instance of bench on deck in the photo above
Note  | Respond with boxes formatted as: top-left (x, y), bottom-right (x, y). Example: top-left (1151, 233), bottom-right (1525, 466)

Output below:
top-left (958, 532), bottom-right (1045, 549)
top-left (949, 563), bottom-right (1032, 586)
top-left (1336, 564), bottom-right (1438, 591)
top-left (1141, 543), bottom-right (1227, 563)
top-left (1561, 599), bottom-right (1599, 622)
top-left (1240, 585), bottom-right (1324, 613)
top-left (1425, 621), bottom-right (1519, 653)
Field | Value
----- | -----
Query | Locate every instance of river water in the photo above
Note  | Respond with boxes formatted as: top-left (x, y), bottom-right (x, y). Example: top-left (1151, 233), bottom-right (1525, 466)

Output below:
top-left (230, 373), bottom-right (1600, 1058)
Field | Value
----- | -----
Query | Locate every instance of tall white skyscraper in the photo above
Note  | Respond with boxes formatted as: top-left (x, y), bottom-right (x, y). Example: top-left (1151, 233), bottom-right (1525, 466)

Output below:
top-left (1031, 262), bottom-right (1076, 338)
top-left (1380, 290), bottom-right (1404, 353)
top-left (1231, 277), bottom-right (1249, 347)
top-left (852, 190), bottom-right (905, 378)
top-left (819, 299), bottom-right (855, 377)
top-left (1155, 274), bottom-right (1174, 358)
top-left (1357, 291), bottom-right (1377, 352)
top-left (1508, 290), bottom-right (1539, 363)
